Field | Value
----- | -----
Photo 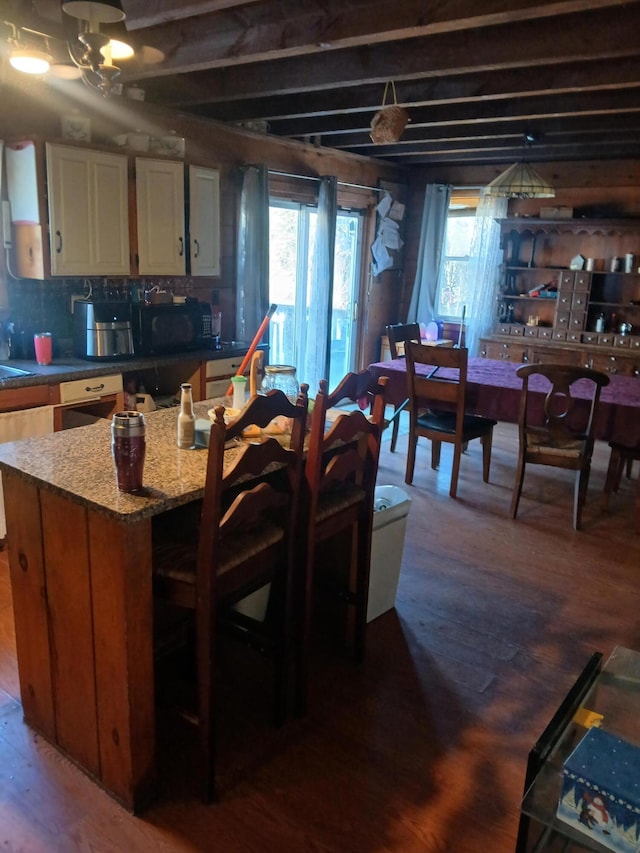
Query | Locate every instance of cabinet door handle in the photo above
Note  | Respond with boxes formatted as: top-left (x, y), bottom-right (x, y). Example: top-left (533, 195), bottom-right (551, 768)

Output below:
top-left (178, 237), bottom-right (184, 256)
top-left (55, 231), bottom-right (62, 253)
top-left (193, 238), bottom-right (199, 258)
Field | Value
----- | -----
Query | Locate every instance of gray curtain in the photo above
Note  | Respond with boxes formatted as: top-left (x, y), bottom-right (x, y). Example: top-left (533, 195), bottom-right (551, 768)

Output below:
top-left (407, 183), bottom-right (452, 324)
top-left (236, 164), bottom-right (269, 343)
top-left (301, 175), bottom-right (337, 394)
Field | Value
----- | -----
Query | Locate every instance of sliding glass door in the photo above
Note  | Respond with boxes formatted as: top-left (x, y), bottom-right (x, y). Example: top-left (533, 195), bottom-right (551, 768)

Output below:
top-left (269, 200), bottom-right (362, 392)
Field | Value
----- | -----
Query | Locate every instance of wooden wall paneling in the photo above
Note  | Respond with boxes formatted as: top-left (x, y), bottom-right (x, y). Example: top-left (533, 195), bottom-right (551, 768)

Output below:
top-left (88, 513), bottom-right (155, 812)
top-left (3, 472), bottom-right (55, 740)
top-left (40, 490), bottom-right (100, 777)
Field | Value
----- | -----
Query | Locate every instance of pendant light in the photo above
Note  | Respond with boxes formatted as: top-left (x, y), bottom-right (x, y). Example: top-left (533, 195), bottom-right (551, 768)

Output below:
top-left (61, 0), bottom-right (132, 96)
top-left (485, 133), bottom-right (555, 199)
top-left (61, 1), bottom-right (125, 24)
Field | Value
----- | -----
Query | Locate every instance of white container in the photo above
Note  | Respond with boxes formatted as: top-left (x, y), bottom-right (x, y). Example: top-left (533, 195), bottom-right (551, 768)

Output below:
top-left (367, 485), bottom-right (411, 621)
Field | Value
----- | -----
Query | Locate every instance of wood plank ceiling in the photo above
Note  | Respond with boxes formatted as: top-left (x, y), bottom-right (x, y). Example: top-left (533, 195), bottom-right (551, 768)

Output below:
top-left (11, 0), bottom-right (640, 167)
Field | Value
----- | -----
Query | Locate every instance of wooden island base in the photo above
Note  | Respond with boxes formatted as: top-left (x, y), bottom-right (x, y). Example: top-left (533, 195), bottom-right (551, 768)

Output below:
top-left (5, 471), bottom-right (156, 812)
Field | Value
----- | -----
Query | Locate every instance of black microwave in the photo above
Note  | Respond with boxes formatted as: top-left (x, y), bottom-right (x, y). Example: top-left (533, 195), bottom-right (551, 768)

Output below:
top-left (132, 301), bottom-right (213, 355)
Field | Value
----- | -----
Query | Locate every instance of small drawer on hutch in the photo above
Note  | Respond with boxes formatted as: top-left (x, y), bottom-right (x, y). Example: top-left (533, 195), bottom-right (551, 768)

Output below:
top-left (629, 337), bottom-right (640, 349)
top-left (524, 326), bottom-right (539, 337)
top-left (590, 354), bottom-right (624, 374)
top-left (496, 323), bottom-right (513, 335)
top-left (598, 333), bottom-right (615, 346)
top-left (552, 330), bottom-right (567, 341)
top-left (571, 292), bottom-right (588, 310)
top-left (567, 331), bottom-right (582, 343)
top-left (614, 335), bottom-right (631, 347)
top-left (574, 272), bottom-right (592, 290)
top-left (538, 327), bottom-right (553, 339)
top-left (559, 272), bottom-right (575, 288)
top-left (510, 325), bottom-right (525, 337)
top-left (582, 332), bottom-right (599, 344)
top-left (555, 311), bottom-right (570, 327)
top-left (557, 293), bottom-right (572, 308)
top-left (569, 312), bottom-right (586, 330)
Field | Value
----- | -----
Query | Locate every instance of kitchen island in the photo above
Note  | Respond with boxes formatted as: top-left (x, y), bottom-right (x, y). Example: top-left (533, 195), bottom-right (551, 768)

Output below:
top-left (0, 400), bottom-right (230, 812)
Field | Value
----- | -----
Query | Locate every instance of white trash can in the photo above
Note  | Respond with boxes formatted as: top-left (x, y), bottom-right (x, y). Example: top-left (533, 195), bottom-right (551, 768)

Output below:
top-left (367, 485), bottom-right (411, 622)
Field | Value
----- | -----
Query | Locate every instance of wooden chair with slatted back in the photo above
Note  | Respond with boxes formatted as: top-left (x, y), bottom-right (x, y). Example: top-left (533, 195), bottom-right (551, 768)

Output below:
top-left (511, 363), bottom-right (609, 530)
top-left (296, 371), bottom-right (387, 715)
top-left (385, 323), bottom-right (422, 452)
top-left (152, 386), bottom-right (308, 802)
top-left (404, 342), bottom-right (496, 498)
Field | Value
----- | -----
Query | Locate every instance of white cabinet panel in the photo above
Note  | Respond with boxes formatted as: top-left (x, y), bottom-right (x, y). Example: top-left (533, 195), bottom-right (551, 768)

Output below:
top-left (135, 158), bottom-right (185, 276)
top-left (189, 165), bottom-right (220, 277)
top-left (46, 144), bottom-right (129, 276)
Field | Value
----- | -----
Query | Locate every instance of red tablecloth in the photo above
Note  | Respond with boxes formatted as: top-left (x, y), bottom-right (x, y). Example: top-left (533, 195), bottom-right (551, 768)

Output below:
top-left (368, 357), bottom-right (640, 446)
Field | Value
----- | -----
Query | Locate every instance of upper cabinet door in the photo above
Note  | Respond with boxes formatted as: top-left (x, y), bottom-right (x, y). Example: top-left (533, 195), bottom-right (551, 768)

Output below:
top-left (136, 158), bottom-right (186, 276)
top-left (189, 165), bottom-right (220, 277)
top-left (46, 144), bottom-right (130, 276)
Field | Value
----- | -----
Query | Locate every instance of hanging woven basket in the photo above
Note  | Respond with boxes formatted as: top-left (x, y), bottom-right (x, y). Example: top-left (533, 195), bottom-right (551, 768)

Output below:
top-left (370, 81), bottom-right (409, 144)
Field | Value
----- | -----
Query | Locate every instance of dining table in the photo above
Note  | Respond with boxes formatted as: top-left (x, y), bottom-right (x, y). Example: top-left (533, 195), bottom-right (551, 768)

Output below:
top-left (0, 398), bottom-right (247, 813)
top-left (368, 356), bottom-right (640, 447)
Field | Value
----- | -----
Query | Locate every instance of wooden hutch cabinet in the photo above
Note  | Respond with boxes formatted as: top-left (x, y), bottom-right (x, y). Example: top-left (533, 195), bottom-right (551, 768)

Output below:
top-left (480, 217), bottom-right (640, 375)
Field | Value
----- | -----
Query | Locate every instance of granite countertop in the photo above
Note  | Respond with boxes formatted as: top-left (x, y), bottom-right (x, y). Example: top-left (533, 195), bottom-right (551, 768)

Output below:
top-left (0, 399), bottom-right (233, 522)
top-left (0, 343), bottom-right (254, 391)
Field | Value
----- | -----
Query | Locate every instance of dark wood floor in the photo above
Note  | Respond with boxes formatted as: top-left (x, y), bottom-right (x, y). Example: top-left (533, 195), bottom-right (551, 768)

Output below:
top-left (0, 421), bottom-right (638, 852)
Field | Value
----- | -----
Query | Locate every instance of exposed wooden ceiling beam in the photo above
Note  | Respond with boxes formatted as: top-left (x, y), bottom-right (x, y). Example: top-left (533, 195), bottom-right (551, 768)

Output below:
top-left (135, 6), bottom-right (640, 103)
top-left (274, 89), bottom-right (640, 138)
top-left (121, 0), bottom-right (633, 78)
top-left (17, 0), bottom-right (640, 168)
top-left (122, 0), bottom-right (263, 30)
top-left (191, 58), bottom-right (640, 123)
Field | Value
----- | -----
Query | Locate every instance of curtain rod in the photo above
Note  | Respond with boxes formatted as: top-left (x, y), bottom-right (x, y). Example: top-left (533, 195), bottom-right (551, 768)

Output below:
top-left (268, 169), bottom-right (387, 194)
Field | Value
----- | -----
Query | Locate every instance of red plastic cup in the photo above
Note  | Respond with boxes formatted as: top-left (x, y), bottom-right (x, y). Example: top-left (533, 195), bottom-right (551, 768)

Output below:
top-left (34, 332), bottom-right (52, 365)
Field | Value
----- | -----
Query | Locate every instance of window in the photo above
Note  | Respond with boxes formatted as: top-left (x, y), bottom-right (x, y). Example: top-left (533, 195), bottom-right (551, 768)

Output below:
top-left (268, 200), bottom-right (363, 390)
top-left (436, 191), bottom-right (480, 320)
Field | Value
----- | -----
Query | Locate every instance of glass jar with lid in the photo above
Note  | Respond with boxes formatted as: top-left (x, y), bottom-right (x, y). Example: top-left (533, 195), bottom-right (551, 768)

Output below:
top-left (261, 364), bottom-right (300, 401)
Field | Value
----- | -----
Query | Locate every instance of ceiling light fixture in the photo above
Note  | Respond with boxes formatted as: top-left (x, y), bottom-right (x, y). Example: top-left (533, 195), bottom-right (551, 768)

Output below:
top-left (3, 21), bottom-right (52, 75)
top-left (61, 0), bottom-right (132, 96)
top-left (485, 133), bottom-right (555, 199)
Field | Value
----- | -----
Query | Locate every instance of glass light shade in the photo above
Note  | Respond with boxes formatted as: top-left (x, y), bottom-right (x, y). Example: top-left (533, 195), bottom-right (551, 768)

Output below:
top-left (61, 0), bottom-right (125, 24)
top-left (107, 38), bottom-right (134, 60)
top-left (484, 161), bottom-right (555, 199)
top-left (10, 49), bottom-right (52, 75)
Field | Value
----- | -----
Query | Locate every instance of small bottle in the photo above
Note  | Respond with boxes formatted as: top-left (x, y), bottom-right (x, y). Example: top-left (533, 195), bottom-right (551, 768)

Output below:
top-left (595, 313), bottom-right (605, 333)
top-left (177, 383), bottom-right (196, 449)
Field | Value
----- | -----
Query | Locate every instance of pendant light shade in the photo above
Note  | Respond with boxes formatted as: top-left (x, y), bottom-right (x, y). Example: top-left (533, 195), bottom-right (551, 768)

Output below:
top-left (484, 133), bottom-right (555, 199)
top-left (485, 161), bottom-right (555, 199)
top-left (9, 47), bottom-right (52, 75)
top-left (61, 0), bottom-right (125, 24)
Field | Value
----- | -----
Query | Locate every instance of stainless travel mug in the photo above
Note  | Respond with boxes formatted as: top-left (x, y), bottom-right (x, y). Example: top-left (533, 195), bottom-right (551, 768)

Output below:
top-left (112, 411), bottom-right (146, 492)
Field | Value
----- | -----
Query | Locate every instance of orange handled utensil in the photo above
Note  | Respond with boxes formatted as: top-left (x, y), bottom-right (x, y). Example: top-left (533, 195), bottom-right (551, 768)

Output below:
top-left (225, 304), bottom-right (277, 396)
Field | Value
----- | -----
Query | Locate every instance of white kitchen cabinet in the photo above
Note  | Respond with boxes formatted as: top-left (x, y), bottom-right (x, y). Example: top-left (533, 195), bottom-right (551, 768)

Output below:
top-left (45, 143), bottom-right (130, 276)
top-left (204, 355), bottom-right (247, 397)
top-left (135, 158), bottom-right (186, 276)
top-left (188, 165), bottom-right (220, 277)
